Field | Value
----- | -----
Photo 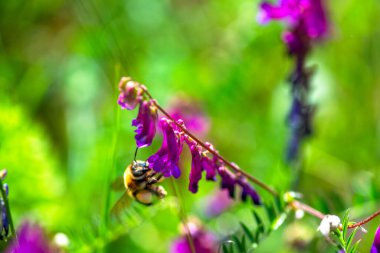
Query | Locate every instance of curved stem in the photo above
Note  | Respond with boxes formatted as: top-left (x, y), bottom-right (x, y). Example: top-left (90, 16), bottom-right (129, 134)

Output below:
top-left (290, 200), bottom-right (380, 230)
top-left (170, 178), bottom-right (196, 253)
top-left (140, 86), bottom-right (278, 197)
top-left (347, 209), bottom-right (380, 229)
top-left (290, 200), bottom-right (325, 220)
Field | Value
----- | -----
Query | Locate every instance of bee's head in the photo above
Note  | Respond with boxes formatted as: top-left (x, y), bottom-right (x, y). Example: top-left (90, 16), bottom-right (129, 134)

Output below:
top-left (131, 160), bottom-right (150, 178)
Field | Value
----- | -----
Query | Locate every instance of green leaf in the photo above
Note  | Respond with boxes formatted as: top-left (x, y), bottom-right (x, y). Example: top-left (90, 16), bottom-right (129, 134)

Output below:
top-left (349, 239), bottom-right (361, 253)
top-left (252, 210), bottom-right (265, 235)
top-left (233, 235), bottom-right (246, 253)
top-left (240, 222), bottom-right (255, 243)
top-left (264, 203), bottom-right (276, 222)
top-left (222, 243), bottom-right (229, 253)
top-left (346, 227), bottom-right (358, 250)
top-left (342, 210), bottom-right (350, 239)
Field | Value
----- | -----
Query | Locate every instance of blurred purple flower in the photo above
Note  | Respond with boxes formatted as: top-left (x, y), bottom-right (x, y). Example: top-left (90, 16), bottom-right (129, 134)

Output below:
top-left (258, 0), bottom-right (328, 40)
top-left (0, 199), bottom-right (9, 240)
top-left (204, 189), bottom-right (234, 217)
top-left (371, 226), bottom-right (380, 253)
top-left (171, 219), bottom-right (217, 253)
top-left (286, 97), bottom-right (313, 161)
top-left (218, 167), bottom-right (261, 205)
top-left (168, 96), bottom-right (210, 136)
top-left (5, 222), bottom-right (53, 253)
top-left (148, 118), bottom-right (184, 178)
top-left (118, 77), bottom-right (143, 110)
top-left (258, 0), bottom-right (328, 162)
top-left (0, 169), bottom-right (9, 241)
top-left (132, 100), bottom-right (158, 148)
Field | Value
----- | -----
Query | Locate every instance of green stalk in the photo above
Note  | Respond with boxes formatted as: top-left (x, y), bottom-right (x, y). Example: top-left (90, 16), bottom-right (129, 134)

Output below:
top-left (101, 65), bottom-right (121, 252)
top-left (170, 178), bottom-right (196, 253)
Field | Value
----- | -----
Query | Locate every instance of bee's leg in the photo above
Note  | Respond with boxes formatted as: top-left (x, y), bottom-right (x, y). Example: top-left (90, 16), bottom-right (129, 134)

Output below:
top-left (146, 172), bottom-right (163, 185)
top-left (148, 185), bottom-right (167, 199)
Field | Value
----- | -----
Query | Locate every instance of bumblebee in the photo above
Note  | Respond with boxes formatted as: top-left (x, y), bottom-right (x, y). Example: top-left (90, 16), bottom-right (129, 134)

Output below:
top-left (111, 157), bottom-right (167, 216)
top-left (123, 160), bottom-right (167, 205)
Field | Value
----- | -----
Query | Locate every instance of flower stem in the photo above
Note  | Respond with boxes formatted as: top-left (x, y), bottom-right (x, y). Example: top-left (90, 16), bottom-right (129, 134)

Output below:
top-left (290, 200), bottom-right (325, 220)
top-left (347, 209), bottom-right (380, 229)
top-left (140, 86), bottom-right (278, 197)
top-left (170, 178), bottom-right (196, 253)
top-left (0, 178), bottom-right (15, 237)
top-left (290, 200), bottom-right (380, 230)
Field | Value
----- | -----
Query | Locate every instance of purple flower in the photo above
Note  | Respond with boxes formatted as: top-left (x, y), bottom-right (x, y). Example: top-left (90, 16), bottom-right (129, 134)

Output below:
top-left (118, 77), bottom-right (143, 110)
top-left (371, 226), bottom-right (380, 253)
top-left (148, 118), bottom-right (184, 178)
top-left (185, 140), bottom-right (219, 193)
top-left (286, 97), bottom-right (313, 161)
top-left (218, 167), bottom-right (261, 205)
top-left (132, 100), bottom-right (158, 148)
top-left (5, 222), bottom-right (53, 253)
top-left (258, 0), bottom-right (328, 40)
top-left (186, 140), bottom-right (203, 193)
top-left (168, 96), bottom-right (210, 136)
top-left (170, 218), bottom-right (217, 253)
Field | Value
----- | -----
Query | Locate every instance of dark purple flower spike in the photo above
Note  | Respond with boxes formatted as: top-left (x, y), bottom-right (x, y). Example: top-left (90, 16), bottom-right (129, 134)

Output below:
top-left (148, 118), bottom-right (184, 178)
top-left (371, 226), bottom-right (380, 253)
top-left (132, 100), bottom-right (158, 148)
top-left (258, 0), bottom-right (328, 162)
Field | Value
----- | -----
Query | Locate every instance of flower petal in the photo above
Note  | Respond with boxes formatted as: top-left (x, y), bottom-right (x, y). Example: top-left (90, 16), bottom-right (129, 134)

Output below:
top-left (118, 77), bottom-right (142, 110)
top-left (132, 100), bottom-right (157, 148)
top-left (371, 226), bottom-right (380, 253)
top-left (187, 141), bottom-right (203, 193)
top-left (148, 118), bottom-right (184, 178)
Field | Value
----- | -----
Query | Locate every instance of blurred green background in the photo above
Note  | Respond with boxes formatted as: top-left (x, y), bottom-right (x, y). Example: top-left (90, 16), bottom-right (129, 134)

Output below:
top-left (0, 0), bottom-right (380, 252)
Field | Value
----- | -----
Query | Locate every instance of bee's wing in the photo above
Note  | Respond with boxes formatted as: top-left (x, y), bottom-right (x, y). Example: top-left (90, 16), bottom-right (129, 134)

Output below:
top-left (110, 176), bottom-right (125, 192)
top-left (110, 191), bottom-right (132, 218)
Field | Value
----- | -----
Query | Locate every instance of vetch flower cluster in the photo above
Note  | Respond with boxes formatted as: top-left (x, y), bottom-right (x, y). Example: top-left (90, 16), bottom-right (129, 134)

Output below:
top-left (118, 77), bottom-right (262, 205)
top-left (118, 77), bottom-right (158, 148)
top-left (258, 0), bottom-right (329, 162)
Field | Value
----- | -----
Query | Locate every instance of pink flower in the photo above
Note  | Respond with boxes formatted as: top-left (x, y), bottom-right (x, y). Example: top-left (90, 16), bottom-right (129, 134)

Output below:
top-left (258, 0), bottom-right (328, 40)
top-left (5, 222), bottom-right (53, 253)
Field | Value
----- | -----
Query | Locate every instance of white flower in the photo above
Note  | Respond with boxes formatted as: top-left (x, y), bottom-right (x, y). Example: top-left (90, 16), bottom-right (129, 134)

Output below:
top-left (317, 215), bottom-right (341, 236)
top-left (53, 232), bottom-right (70, 247)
